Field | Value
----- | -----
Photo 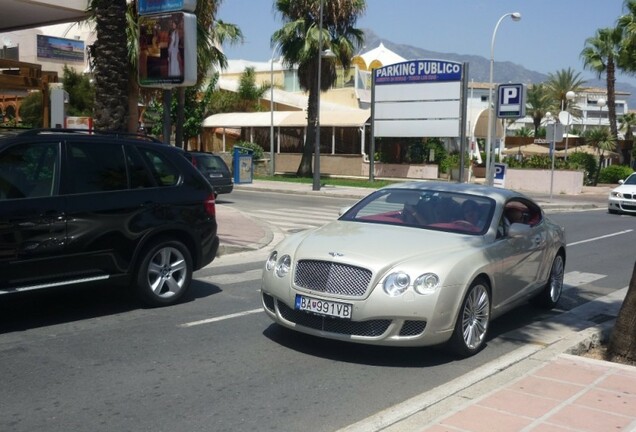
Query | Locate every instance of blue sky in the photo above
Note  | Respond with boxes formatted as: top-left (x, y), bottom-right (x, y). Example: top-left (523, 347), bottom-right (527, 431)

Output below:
top-left (217, 0), bottom-right (636, 87)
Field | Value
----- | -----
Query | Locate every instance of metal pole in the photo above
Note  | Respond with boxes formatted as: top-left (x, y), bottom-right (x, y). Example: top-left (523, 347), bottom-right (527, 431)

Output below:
top-left (313, 0), bottom-right (324, 191)
top-left (269, 45), bottom-right (278, 176)
top-left (486, 12), bottom-right (521, 186)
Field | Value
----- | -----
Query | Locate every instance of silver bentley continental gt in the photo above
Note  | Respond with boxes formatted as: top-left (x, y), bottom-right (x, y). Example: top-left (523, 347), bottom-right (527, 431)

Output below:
top-left (261, 182), bottom-right (566, 357)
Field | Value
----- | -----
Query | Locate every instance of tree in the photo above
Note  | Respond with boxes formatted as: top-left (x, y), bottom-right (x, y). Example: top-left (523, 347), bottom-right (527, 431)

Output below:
top-left (526, 83), bottom-right (551, 137)
top-left (87, 0), bottom-right (130, 131)
top-left (18, 92), bottom-right (43, 128)
top-left (62, 65), bottom-right (95, 116)
top-left (619, 111), bottom-right (636, 141)
top-left (273, 0), bottom-right (366, 177)
top-left (608, 260), bottom-right (636, 363)
top-left (584, 127), bottom-right (616, 185)
top-left (581, 27), bottom-right (622, 140)
top-left (544, 68), bottom-right (586, 117)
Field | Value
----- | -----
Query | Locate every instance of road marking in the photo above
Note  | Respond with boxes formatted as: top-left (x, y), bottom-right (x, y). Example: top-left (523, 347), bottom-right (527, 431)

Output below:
top-left (567, 229), bottom-right (633, 246)
top-left (179, 308), bottom-right (263, 328)
top-left (202, 268), bottom-right (262, 284)
top-left (563, 271), bottom-right (605, 289)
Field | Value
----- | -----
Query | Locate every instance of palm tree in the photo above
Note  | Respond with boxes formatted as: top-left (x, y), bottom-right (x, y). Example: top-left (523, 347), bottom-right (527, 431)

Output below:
top-left (272, 0), bottom-right (366, 177)
top-left (581, 27), bottom-right (623, 141)
top-left (87, 0), bottom-right (130, 131)
top-left (584, 127), bottom-right (616, 185)
top-left (526, 83), bottom-right (551, 137)
top-left (619, 111), bottom-right (636, 141)
top-left (544, 68), bottom-right (586, 117)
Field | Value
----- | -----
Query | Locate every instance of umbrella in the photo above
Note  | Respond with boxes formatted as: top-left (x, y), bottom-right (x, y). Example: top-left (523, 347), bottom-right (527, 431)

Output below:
top-left (555, 145), bottom-right (620, 158)
top-left (502, 143), bottom-right (551, 156)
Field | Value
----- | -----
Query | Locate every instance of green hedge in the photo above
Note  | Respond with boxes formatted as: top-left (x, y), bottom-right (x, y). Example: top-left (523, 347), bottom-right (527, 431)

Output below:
top-left (598, 165), bottom-right (634, 184)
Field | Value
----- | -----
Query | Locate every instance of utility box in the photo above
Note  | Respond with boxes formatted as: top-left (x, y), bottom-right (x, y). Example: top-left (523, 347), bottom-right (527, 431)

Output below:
top-left (50, 87), bottom-right (68, 129)
top-left (232, 146), bottom-right (253, 184)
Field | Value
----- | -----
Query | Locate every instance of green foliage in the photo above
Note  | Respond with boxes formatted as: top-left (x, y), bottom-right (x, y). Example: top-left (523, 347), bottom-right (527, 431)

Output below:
top-left (423, 138), bottom-right (447, 165)
top-left (598, 165), bottom-right (634, 183)
top-left (406, 140), bottom-right (425, 164)
top-left (567, 152), bottom-right (598, 185)
top-left (515, 127), bottom-right (534, 137)
top-left (18, 91), bottom-right (43, 128)
top-left (440, 153), bottom-right (459, 174)
top-left (62, 65), bottom-right (95, 116)
top-left (234, 141), bottom-right (264, 160)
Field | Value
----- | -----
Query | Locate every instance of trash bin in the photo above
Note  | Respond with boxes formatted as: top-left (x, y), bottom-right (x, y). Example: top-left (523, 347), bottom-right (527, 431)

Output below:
top-left (232, 146), bottom-right (254, 184)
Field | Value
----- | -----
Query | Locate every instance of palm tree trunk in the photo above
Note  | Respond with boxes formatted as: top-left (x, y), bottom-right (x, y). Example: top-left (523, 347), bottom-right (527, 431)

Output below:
top-left (607, 58), bottom-right (619, 140)
top-left (608, 260), bottom-right (636, 362)
top-left (297, 82), bottom-right (318, 177)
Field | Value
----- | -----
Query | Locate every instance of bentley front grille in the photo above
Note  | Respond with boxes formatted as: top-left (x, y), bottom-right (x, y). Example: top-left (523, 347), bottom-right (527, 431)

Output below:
top-left (294, 260), bottom-right (372, 297)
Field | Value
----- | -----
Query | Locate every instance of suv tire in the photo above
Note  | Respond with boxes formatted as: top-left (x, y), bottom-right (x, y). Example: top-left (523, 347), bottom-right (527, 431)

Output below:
top-left (135, 239), bottom-right (193, 306)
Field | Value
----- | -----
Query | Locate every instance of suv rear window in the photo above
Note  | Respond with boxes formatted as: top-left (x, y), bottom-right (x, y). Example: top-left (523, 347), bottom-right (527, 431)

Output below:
top-left (138, 148), bottom-right (180, 186)
top-left (67, 142), bottom-right (128, 193)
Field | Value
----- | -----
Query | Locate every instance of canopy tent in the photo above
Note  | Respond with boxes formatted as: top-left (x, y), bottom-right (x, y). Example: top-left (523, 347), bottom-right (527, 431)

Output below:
top-left (202, 110), bottom-right (370, 128)
top-left (502, 143), bottom-right (551, 156)
top-left (555, 145), bottom-right (620, 158)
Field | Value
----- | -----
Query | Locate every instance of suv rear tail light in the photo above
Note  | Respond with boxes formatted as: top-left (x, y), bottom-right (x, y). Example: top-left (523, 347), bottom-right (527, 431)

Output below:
top-left (204, 193), bottom-right (216, 216)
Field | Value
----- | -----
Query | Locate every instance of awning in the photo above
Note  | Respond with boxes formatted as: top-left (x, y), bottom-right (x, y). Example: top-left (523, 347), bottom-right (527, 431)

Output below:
top-left (203, 110), bottom-right (370, 129)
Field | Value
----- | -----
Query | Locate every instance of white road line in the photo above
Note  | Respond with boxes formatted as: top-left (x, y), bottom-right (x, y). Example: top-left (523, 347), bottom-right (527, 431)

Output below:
top-left (567, 229), bottom-right (633, 246)
top-left (179, 308), bottom-right (263, 328)
top-left (563, 271), bottom-right (605, 290)
top-left (203, 268), bottom-right (262, 285)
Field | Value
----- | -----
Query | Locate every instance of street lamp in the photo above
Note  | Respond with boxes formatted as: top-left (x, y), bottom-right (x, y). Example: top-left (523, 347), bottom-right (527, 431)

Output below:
top-left (597, 97), bottom-right (606, 128)
top-left (563, 90), bottom-right (576, 159)
top-left (486, 12), bottom-right (521, 186)
top-left (270, 43), bottom-right (281, 176)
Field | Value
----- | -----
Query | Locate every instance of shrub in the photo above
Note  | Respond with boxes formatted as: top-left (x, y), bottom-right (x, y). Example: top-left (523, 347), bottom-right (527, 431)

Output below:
top-left (567, 152), bottom-right (597, 185)
top-left (234, 141), bottom-right (264, 160)
top-left (598, 165), bottom-right (634, 184)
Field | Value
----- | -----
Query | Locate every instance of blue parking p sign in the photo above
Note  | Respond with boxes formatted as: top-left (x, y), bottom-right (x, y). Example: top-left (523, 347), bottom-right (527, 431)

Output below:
top-left (496, 83), bottom-right (526, 119)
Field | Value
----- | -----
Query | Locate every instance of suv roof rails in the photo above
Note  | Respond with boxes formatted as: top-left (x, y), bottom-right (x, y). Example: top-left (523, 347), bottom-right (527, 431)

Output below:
top-left (17, 128), bottom-right (164, 143)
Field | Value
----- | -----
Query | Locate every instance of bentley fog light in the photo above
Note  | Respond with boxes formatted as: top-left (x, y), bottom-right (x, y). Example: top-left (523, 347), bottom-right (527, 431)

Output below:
top-left (383, 272), bottom-right (410, 297)
top-left (275, 254), bottom-right (292, 278)
top-left (414, 273), bottom-right (440, 295)
top-left (266, 251), bottom-right (278, 271)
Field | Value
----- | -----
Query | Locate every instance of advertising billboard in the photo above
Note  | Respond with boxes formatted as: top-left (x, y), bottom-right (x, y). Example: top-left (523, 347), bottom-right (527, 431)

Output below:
top-left (138, 12), bottom-right (196, 87)
top-left (372, 60), bottom-right (464, 138)
top-left (36, 35), bottom-right (84, 62)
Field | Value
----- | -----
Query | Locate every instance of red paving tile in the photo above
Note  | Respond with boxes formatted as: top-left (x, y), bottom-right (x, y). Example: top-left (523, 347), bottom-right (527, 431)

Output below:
top-left (510, 375), bottom-right (583, 401)
top-left (546, 403), bottom-right (634, 432)
top-left (439, 405), bottom-right (533, 432)
top-left (575, 388), bottom-right (636, 417)
top-left (476, 389), bottom-right (559, 418)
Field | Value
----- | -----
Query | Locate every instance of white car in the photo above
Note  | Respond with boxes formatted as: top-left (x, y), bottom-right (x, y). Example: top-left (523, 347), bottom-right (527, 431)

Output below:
top-left (261, 182), bottom-right (566, 357)
top-left (608, 172), bottom-right (636, 215)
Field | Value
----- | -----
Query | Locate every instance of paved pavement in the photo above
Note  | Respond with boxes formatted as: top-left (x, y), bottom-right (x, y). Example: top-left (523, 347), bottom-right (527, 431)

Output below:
top-left (213, 179), bottom-right (636, 432)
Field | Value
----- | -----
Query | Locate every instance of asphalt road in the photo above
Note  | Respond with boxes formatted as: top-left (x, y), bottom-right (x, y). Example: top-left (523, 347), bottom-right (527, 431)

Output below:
top-left (0, 191), bottom-right (633, 432)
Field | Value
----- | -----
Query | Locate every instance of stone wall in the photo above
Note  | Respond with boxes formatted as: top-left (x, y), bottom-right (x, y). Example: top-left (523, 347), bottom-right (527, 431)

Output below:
top-left (504, 168), bottom-right (584, 194)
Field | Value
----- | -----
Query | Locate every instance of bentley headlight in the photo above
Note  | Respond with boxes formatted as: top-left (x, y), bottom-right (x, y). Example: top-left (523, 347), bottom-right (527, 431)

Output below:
top-left (266, 251), bottom-right (278, 271)
top-left (383, 272), bottom-right (410, 297)
top-left (413, 273), bottom-right (440, 295)
top-left (275, 254), bottom-right (292, 278)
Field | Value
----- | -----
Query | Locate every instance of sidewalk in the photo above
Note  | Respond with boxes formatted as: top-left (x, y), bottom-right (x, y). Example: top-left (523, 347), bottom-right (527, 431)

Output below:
top-left (213, 179), bottom-right (635, 432)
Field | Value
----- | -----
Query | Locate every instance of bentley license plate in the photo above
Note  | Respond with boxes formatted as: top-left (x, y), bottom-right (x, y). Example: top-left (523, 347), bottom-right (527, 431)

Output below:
top-left (295, 294), bottom-right (352, 319)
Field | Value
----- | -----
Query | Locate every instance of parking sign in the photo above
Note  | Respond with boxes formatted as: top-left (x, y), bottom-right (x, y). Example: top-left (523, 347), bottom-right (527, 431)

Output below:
top-left (493, 163), bottom-right (507, 188)
top-left (496, 83), bottom-right (526, 119)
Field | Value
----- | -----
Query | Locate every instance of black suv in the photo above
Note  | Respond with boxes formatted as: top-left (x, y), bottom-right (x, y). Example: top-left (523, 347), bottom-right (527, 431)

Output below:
top-left (0, 129), bottom-right (219, 306)
top-left (185, 151), bottom-right (233, 197)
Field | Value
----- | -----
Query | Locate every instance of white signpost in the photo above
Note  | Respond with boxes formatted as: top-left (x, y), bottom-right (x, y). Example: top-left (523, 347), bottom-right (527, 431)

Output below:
top-left (370, 59), bottom-right (468, 181)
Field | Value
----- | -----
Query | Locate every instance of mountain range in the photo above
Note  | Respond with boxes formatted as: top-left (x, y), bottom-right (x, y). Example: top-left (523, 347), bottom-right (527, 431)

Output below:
top-left (363, 29), bottom-right (636, 109)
